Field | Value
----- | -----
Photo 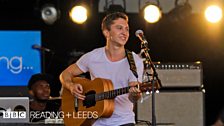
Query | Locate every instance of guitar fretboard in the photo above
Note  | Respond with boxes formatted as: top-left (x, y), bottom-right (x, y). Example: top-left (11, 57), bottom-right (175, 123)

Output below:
top-left (95, 87), bottom-right (130, 101)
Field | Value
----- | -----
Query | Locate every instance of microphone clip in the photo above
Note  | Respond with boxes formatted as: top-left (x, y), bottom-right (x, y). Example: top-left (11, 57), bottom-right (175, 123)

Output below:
top-left (135, 30), bottom-right (149, 49)
top-left (141, 41), bottom-right (149, 50)
top-left (32, 44), bottom-right (55, 54)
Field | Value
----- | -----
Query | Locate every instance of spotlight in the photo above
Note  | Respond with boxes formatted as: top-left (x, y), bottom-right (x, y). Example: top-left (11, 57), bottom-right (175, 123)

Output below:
top-left (70, 5), bottom-right (88, 24)
top-left (205, 5), bottom-right (223, 23)
top-left (41, 4), bottom-right (60, 25)
top-left (140, 0), bottom-right (162, 23)
top-left (143, 4), bottom-right (161, 23)
top-left (69, 0), bottom-right (91, 24)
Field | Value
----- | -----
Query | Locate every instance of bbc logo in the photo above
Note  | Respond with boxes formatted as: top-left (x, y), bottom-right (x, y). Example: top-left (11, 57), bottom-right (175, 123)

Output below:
top-left (2, 111), bottom-right (26, 119)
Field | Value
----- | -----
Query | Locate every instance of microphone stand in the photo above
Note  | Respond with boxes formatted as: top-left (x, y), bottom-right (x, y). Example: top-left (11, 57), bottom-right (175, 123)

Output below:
top-left (41, 50), bottom-right (46, 73)
top-left (41, 49), bottom-right (55, 73)
top-left (141, 43), bottom-right (162, 126)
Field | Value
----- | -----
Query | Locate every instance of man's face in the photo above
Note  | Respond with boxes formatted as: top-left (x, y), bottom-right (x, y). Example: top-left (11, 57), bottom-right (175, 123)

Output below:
top-left (105, 18), bottom-right (129, 47)
top-left (32, 80), bottom-right (50, 100)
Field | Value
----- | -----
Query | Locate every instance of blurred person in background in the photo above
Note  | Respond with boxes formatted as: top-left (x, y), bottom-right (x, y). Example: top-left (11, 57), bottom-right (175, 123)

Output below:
top-left (28, 73), bottom-right (61, 122)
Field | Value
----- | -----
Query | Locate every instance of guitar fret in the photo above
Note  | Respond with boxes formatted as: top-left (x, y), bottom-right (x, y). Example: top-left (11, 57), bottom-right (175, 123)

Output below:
top-left (95, 93), bottom-right (103, 101)
top-left (105, 92), bottom-right (107, 99)
top-left (103, 92), bottom-right (106, 99)
top-left (107, 92), bottom-right (110, 99)
top-left (95, 94), bottom-right (98, 101)
top-left (102, 93), bottom-right (105, 100)
top-left (109, 91), bottom-right (111, 98)
top-left (95, 87), bottom-right (132, 101)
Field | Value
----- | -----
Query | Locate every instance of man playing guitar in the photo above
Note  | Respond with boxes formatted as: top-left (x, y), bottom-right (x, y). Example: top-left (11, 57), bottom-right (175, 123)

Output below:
top-left (59, 12), bottom-right (144, 126)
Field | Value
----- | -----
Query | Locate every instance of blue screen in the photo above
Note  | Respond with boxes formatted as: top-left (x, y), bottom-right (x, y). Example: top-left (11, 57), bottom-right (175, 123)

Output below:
top-left (0, 31), bottom-right (41, 86)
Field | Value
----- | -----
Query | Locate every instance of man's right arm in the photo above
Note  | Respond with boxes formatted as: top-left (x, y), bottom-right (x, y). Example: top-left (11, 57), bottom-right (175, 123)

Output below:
top-left (59, 64), bottom-right (85, 100)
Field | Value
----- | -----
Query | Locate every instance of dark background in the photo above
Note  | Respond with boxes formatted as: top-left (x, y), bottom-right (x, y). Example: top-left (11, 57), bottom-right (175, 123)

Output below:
top-left (0, 0), bottom-right (224, 125)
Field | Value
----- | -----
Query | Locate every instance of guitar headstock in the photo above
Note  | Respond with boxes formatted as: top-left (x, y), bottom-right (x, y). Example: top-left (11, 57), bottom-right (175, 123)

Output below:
top-left (139, 80), bottom-right (161, 92)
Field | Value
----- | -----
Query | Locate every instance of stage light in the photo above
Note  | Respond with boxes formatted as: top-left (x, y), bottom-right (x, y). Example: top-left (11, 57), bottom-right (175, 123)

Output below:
top-left (205, 5), bottom-right (222, 23)
top-left (140, 0), bottom-right (162, 24)
top-left (41, 4), bottom-right (60, 25)
top-left (69, 0), bottom-right (90, 24)
top-left (69, 5), bottom-right (88, 24)
top-left (143, 4), bottom-right (161, 23)
top-left (34, 0), bottom-right (60, 25)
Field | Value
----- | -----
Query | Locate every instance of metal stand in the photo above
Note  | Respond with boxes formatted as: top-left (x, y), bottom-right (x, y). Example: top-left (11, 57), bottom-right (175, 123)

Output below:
top-left (41, 50), bottom-right (46, 73)
top-left (141, 43), bottom-right (162, 126)
top-left (41, 49), bottom-right (55, 73)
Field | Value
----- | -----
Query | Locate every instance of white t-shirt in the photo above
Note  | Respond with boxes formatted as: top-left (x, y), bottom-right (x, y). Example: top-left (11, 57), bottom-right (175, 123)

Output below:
top-left (76, 47), bottom-right (144, 126)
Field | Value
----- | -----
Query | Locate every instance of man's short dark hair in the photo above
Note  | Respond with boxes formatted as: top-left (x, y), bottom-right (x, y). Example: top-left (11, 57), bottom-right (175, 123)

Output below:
top-left (101, 12), bottom-right (128, 31)
top-left (28, 73), bottom-right (53, 90)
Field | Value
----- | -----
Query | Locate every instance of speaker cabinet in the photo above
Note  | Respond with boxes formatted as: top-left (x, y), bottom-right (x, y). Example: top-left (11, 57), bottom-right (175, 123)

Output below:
top-left (136, 91), bottom-right (205, 126)
top-left (154, 62), bottom-right (202, 87)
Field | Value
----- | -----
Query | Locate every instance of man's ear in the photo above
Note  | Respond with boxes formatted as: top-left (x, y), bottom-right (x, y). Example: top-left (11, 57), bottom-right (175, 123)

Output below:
top-left (103, 30), bottom-right (109, 38)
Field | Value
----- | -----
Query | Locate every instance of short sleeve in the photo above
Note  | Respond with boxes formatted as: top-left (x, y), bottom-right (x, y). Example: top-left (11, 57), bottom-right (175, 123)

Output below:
top-left (76, 52), bottom-right (92, 73)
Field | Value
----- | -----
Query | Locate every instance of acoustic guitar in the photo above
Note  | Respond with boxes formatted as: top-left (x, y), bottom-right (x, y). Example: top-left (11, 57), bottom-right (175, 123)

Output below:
top-left (61, 77), bottom-right (159, 126)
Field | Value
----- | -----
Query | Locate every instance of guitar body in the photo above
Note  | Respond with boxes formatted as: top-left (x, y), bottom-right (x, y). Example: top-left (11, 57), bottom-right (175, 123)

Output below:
top-left (62, 77), bottom-right (115, 126)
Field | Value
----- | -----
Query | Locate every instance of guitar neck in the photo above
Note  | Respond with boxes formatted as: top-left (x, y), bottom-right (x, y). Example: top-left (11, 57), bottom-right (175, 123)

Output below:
top-left (95, 87), bottom-right (129, 101)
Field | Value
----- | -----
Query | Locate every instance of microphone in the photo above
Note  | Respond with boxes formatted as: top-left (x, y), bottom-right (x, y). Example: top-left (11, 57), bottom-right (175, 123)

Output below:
top-left (32, 44), bottom-right (52, 52)
top-left (135, 30), bottom-right (148, 47)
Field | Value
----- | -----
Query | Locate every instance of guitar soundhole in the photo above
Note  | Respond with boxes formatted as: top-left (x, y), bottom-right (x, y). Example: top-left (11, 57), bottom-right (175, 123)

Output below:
top-left (83, 90), bottom-right (96, 108)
